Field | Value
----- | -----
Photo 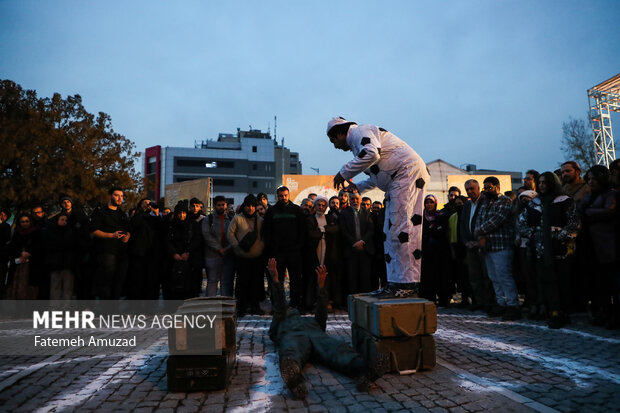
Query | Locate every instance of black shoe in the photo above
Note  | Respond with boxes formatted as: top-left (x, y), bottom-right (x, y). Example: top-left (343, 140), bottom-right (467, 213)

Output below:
top-left (280, 358), bottom-right (306, 399)
top-left (250, 305), bottom-right (265, 316)
top-left (501, 306), bottom-right (522, 321)
top-left (437, 297), bottom-right (450, 307)
top-left (355, 374), bottom-right (370, 392)
top-left (370, 282), bottom-right (419, 299)
top-left (527, 304), bottom-right (539, 320)
top-left (469, 303), bottom-right (484, 311)
top-left (367, 352), bottom-right (390, 381)
top-left (457, 299), bottom-right (471, 309)
top-left (487, 305), bottom-right (506, 317)
top-left (548, 311), bottom-right (568, 329)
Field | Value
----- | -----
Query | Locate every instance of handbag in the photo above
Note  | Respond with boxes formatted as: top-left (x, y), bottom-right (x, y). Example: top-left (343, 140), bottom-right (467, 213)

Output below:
top-left (238, 216), bottom-right (258, 252)
top-left (170, 260), bottom-right (192, 294)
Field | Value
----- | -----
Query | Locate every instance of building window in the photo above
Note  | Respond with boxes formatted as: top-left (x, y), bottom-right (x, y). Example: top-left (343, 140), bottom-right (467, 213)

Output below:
top-left (218, 161), bottom-right (235, 168)
top-left (176, 159), bottom-right (235, 168)
top-left (252, 164), bottom-right (257, 170)
top-left (252, 181), bottom-right (258, 188)
top-left (252, 146), bottom-right (257, 153)
top-left (213, 179), bottom-right (234, 186)
top-left (175, 177), bottom-right (202, 183)
top-left (177, 159), bottom-right (208, 168)
top-left (290, 163), bottom-right (297, 168)
top-left (146, 158), bottom-right (156, 174)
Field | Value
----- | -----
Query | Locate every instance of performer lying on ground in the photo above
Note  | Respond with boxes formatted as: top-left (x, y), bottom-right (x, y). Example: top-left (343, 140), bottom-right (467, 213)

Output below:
top-left (266, 258), bottom-right (370, 399)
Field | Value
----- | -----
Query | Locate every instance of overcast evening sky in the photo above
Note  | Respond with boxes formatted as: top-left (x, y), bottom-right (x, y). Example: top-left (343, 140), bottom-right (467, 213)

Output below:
top-left (1, 0), bottom-right (619, 179)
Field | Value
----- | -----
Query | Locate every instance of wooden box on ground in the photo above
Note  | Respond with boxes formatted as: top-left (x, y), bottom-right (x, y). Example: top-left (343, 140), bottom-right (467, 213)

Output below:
top-left (168, 297), bottom-right (237, 355)
top-left (351, 325), bottom-right (436, 375)
top-left (348, 294), bottom-right (437, 338)
top-left (167, 297), bottom-right (237, 391)
top-left (167, 351), bottom-right (236, 392)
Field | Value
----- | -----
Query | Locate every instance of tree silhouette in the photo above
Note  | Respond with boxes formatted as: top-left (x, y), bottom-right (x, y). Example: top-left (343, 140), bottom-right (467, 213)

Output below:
top-left (0, 79), bottom-right (141, 211)
top-left (561, 117), bottom-right (597, 171)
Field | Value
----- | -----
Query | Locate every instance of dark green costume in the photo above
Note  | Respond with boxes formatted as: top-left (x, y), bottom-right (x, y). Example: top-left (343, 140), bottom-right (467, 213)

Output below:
top-left (268, 274), bottom-right (365, 397)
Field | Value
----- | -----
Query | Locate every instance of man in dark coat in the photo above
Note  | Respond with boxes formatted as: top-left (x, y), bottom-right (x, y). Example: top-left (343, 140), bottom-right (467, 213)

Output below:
top-left (267, 258), bottom-right (368, 399)
top-left (90, 187), bottom-right (131, 299)
top-left (262, 186), bottom-right (306, 309)
top-left (337, 192), bottom-right (375, 295)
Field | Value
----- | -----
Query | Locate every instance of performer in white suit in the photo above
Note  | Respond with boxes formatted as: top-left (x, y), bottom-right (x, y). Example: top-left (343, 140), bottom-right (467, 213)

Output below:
top-left (327, 116), bottom-right (429, 298)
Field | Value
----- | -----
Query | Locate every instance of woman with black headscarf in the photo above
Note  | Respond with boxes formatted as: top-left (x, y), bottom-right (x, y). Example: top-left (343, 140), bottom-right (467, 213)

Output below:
top-left (228, 194), bottom-right (265, 316)
top-left (8, 212), bottom-right (41, 299)
top-left (164, 201), bottom-right (202, 299)
top-left (520, 172), bottom-right (580, 328)
top-left (420, 194), bottom-right (453, 307)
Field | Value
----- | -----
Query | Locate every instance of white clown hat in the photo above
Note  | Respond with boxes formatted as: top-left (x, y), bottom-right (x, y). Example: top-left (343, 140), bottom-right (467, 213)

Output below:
top-left (326, 116), bottom-right (357, 135)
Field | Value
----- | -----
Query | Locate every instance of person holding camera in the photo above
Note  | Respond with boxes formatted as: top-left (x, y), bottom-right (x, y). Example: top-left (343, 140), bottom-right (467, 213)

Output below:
top-left (90, 187), bottom-right (131, 299)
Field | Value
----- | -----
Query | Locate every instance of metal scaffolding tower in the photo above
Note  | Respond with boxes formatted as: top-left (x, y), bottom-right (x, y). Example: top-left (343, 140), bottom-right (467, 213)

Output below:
top-left (588, 73), bottom-right (620, 167)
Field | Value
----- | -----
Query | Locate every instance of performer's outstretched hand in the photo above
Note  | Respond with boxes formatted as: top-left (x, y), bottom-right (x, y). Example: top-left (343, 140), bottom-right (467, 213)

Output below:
top-left (333, 172), bottom-right (346, 190)
top-left (334, 173), bottom-right (358, 192)
top-left (267, 258), bottom-right (279, 283)
top-left (315, 265), bottom-right (328, 289)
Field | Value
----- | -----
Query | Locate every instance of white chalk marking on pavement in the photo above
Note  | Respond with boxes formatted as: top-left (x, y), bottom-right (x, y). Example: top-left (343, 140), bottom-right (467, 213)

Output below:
top-left (436, 328), bottom-right (620, 387)
top-left (235, 352), bottom-right (285, 412)
top-left (0, 331), bottom-right (120, 394)
top-left (31, 337), bottom-right (167, 413)
top-left (438, 357), bottom-right (560, 413)
top-left (439, 315), bottom-right (620, 345)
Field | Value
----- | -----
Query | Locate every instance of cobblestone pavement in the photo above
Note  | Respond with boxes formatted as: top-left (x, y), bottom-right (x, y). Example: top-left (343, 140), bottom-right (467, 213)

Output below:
top-left (0, 307), bottom-right (618, 412)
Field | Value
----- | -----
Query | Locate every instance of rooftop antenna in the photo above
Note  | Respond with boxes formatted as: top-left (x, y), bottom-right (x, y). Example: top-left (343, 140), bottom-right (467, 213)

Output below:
top-left (310, 167), bottom-right (320, 174)
top-left (274, 115), bottom-right (277, 141)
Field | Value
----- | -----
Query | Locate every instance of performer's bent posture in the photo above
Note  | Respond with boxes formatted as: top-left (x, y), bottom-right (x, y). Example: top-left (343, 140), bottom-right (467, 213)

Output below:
top-left (267, 258), bottom-right (368, 399)
top-left (327, 116), bottom-right (429, 298)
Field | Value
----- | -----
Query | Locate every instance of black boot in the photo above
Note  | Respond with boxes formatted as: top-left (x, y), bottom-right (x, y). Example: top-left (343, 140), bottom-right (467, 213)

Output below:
top-left (370, 282), bottom-right (419, 299)
top-left (280, 357), bottom-right (307, 399)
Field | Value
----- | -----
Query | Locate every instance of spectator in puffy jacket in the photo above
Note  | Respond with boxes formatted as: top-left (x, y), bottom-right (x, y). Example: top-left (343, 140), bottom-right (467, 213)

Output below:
top-left (228, 194), bottom-right (265, 316)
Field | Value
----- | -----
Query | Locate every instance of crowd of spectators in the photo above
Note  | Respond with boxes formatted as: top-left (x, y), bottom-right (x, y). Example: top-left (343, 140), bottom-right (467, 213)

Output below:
top-left (1, 159), bottom-right (618, 329)
top-left (0, 186), bottom-right (387, 317)
top-left (420, 160), bottom-right (620, 329)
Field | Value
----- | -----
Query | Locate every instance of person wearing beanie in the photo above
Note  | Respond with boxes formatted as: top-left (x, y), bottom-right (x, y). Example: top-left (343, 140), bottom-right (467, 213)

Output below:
top-left (202, 195), bottom-right (235, 297)
top-left (257, 192), bottom-right (271, 211)
top-left (326, 116), bottom-right (429, 298)
top-left (54, 195), bottom-right (92, 299)
top-left (227, 193), bottom-right (265, 316)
